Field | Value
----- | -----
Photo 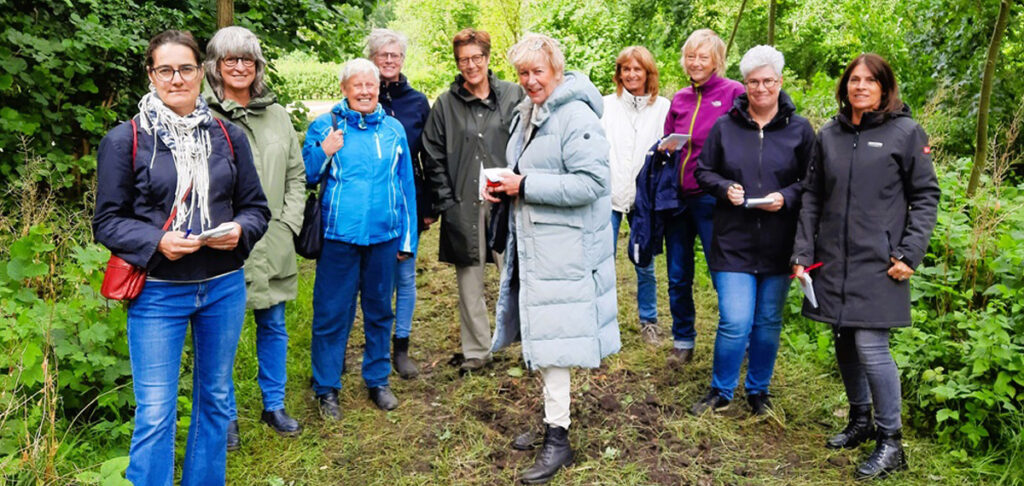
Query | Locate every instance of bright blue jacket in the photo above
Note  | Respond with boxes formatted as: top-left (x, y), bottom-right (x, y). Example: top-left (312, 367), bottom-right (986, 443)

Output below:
top-left (302, 100), bottom-right (417, 255)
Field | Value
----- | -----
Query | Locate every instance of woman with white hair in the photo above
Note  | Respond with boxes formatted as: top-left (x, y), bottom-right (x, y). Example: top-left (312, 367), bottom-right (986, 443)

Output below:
top-left (484, 33), bottom-right (620, 485)
top-left (302, 58), bottom-right (417, 417)
top-left (203, 25), bottom-right (306, 449)
top-left (691, 45), bottom-right (815, 416)
top-left (365, 28), bottom-right (431, 379)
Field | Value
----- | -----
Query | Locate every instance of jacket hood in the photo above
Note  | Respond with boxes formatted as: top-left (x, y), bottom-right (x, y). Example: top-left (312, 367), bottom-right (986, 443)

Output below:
top-left (517, 71), bottom-right (603, 128)
top-left (331, 99), bottom-right (386, 130)
top-left (728, 90), bottom-right (797, 130)
top-left (836, 103), bottom-right (912, 130)
top-left (202, 82), bottom-right (278, 118)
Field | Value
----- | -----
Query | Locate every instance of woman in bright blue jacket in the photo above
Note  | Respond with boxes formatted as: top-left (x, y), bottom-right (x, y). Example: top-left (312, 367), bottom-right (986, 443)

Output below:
top-left (302, 58), bottom-right (417, 418)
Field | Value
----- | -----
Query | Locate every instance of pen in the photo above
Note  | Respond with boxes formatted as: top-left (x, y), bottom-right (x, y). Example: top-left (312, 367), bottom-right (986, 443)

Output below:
top-left (184, 229), bottom-right (192, 239)
top-left (790, 261), bottom-right (823, 278)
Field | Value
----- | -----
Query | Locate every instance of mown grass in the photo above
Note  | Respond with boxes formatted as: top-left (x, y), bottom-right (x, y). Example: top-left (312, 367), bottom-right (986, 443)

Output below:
top-left (216, 227), bottom-right (994, 485)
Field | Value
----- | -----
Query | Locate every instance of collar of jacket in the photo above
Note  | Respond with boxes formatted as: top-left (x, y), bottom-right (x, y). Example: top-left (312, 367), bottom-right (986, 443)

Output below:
top-left (728, 90), bottom-right (797, 130)
top-left (619, 90), bottom-right (652, 111)
top-left (836, 103), bottom-right (912, 131)
top-left (514, 71), bottom-right (604, 129)
top-left (202, 82), bottom-right (277, 120)
top-left (333, 99), bottom-right (386, 130)
top-left (450, 70), bottom-right (500, 105)
top-left (690, 71), bottom-right (728, 92)
top-left (380, 73), bottom-right (412, 100)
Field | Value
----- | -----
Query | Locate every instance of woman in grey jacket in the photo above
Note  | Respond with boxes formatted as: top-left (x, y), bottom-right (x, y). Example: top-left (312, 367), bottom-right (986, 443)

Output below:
top-left (484, 34), bottom-right (620, 485)
top-left (792, 53), bottom-right (939, 480)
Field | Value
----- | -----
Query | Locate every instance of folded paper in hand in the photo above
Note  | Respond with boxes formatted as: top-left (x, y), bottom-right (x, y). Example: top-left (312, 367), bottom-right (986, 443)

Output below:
top-left (480, 166), bottom-right (515, 200)
top-left (796, 273), bottom-right (818, 308)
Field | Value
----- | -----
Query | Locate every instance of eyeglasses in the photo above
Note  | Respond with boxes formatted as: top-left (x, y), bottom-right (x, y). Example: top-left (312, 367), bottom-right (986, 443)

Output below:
top-left (456, 54), bottom-right (487, 67)
top-left (745, 78), bottom-right (779, 89)
top-left (149, 64), bottom-right (201, 82)
top-left (374, 52), bottom-right (403, 61)
top-left (222, 57), bottom-right (255, 68)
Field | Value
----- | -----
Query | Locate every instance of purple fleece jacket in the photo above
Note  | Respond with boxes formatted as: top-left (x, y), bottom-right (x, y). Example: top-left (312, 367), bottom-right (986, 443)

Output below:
top-left (664, 73), bottom-right (745, 196)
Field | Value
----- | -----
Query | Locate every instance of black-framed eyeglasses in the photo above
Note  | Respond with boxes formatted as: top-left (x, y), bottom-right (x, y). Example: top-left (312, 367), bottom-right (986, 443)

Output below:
top-left (456, 54), bottom-right (487, 67)
top-left (149, 64), bottom-right (201, 82)
top-left (222, 57), bottom-right (255, 68)
top-left (745, 78), bottom-right (779, 89)
top-left (374, 52), bottom-right (403, 61)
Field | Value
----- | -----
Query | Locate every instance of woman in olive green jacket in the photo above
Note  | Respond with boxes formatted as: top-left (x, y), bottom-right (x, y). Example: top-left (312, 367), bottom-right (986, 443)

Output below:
top-left (203, 26), bottom-right (306, 449)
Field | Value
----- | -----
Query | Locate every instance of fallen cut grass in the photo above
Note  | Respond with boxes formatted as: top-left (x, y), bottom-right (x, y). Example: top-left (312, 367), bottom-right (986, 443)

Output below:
top-left (214, 227), bottom-right (1006, 485)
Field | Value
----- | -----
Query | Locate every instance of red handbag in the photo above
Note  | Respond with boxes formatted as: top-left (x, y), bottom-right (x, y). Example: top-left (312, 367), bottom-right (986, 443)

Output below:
top-left (100, 118), bottom-right (232, 301)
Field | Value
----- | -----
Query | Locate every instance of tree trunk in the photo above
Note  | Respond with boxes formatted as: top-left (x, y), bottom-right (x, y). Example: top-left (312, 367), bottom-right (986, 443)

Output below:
top-left (726, 0), bottom-right (749, 57)
top-left (768, 0), bottom-right (777, 45)
top-left (217, 0), bottom-right (234, 29)
top-left (966, 0), bottom-right (1010, 197)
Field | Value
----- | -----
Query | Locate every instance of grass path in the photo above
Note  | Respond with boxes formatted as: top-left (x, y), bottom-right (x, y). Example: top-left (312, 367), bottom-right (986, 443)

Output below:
top-left (221, 228), bottom-right (980, 485)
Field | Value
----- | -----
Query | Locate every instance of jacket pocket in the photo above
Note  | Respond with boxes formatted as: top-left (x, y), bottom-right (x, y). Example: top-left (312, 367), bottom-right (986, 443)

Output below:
top-left (527, 205), bottom-right (585, 281)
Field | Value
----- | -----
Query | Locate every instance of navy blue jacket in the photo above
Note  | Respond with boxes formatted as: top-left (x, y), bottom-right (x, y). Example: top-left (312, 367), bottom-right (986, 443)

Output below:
top-left (380, 74), bottom-right (434, 229)
top-left (92, 116), bottom-right (270, 281)
top-left (695, 91), bottom-right (815, 274)
top-left (627, 141), bottom-right (683, 267)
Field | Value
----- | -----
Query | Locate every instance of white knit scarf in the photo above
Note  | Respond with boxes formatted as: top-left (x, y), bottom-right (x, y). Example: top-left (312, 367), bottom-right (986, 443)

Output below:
top-left (137, 90), bottom-right (214, 232)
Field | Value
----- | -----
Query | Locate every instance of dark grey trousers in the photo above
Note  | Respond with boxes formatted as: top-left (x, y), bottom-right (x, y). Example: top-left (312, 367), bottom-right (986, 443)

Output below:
top-left (834, 328), bottom-right (902, 433)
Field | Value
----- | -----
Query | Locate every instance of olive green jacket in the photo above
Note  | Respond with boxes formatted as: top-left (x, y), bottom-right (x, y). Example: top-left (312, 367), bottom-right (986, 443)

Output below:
top-left (204, 86), bottom-right (305, 309)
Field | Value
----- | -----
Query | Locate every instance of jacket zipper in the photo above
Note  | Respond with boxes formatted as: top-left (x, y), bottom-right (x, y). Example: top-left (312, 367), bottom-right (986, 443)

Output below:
top-left (754, 128), bottom-right (764, 274)
top-left (837, 130), bottom-right (860, 335)
top-left (679, 89), bottom-right (703, 188)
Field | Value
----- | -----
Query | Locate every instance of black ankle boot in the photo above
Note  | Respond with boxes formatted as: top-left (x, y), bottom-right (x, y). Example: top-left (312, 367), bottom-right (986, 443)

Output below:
top-left (392, 336), bottom-right (419, 379)
top-left (827, 404), bottom-right (875, 449)
top-left (519, 425), bottom-right (574, 484)
top-left (855, 429), bottom-right (907, 480)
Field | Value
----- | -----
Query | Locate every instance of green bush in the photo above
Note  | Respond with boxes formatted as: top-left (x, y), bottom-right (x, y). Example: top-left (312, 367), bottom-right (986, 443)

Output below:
top-left (273, 51), bottom-right (342, 101)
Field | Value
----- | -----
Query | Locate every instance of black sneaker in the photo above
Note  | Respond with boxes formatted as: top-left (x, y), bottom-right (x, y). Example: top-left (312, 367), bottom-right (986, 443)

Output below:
top-left (747, 392), bottom-right (772, 416)
top-left (690, 390), bottom-right (730, 415)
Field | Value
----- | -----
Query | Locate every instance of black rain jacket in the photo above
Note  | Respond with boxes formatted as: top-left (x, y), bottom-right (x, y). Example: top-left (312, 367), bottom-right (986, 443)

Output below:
top-left (791, 105), bottom-right (940, 328)
top-left (695, 91), bottom-right (815, 275)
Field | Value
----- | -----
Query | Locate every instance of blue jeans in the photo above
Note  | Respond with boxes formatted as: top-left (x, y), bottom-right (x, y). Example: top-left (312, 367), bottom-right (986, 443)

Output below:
top-left (610, 210), bottom-right (657, 323)
top-left (663, 194), bottom-right (715, 348)
top-left (709, 271), bottom-right (789, 400)
top-left (393, 254), bottom-right (416, 339)
top-left (125, 270), bottom-right (246, 486)
top-left (227, 301), bottom-right (288, 419)
top-left (835, 328), bottom-right (902, 433)
top-left (311, 238), bottom-right (398, 396)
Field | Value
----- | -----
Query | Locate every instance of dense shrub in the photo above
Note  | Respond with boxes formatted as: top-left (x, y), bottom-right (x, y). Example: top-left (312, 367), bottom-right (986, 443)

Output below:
top-left (273, 51), bottom-right (343, 101)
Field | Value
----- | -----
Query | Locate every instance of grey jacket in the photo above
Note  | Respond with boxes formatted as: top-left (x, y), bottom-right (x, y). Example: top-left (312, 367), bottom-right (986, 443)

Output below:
top-left (421, 71), bottom-right (524, 266)
top-left (792, 106), bottom-right (939, 328)
top-left (491, 72), bottom-right (621, 369)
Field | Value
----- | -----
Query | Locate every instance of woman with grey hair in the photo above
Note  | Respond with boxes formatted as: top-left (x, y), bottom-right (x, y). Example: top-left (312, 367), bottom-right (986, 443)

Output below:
top-left (483, 33), bottom-right (619, 485)
top-left (691, 45), bottom-right (815, 416)
top-left (302, 58), bottom-right (417, 417)
top-left (365, 28), bottom-right (431, 379)
top-left (203, 25), bottom-right (306, 449)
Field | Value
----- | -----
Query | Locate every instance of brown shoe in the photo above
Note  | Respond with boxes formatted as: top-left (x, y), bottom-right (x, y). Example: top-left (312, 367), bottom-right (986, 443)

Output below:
top-left (639, 321), bottom-right (660, 346)
top-left (459, 356), bottom-right (492, 373)
top-left (667, 347), bottom-right (693, 366)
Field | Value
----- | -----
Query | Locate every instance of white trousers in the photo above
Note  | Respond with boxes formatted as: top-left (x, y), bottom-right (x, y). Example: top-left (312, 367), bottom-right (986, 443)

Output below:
top-left (540, 367), bottom-right (571, 429)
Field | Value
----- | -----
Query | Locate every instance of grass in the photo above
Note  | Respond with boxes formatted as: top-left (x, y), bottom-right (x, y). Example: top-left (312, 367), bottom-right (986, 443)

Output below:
top-left (216, 227), bottom-right (989, 485)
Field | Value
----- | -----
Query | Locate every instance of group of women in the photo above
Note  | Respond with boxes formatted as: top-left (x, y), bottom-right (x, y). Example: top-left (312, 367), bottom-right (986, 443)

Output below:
top-left (93, 22), bottom-right (937, 485)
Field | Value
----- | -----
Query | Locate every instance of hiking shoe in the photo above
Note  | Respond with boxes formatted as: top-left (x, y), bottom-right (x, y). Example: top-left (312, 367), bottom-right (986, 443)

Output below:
top-left (640, 321), bottom-right (660, 346)
top-left (690, 390), bottom-right (730, 415)
top-left (667, 347), bottom-right (693, 366)
top-left (747, 392), bottom-right (772, 416)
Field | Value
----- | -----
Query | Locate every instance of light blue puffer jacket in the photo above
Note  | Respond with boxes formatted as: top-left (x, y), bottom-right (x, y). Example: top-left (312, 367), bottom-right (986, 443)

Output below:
top-left (302, 100), bottom-right (417, 255)
top-left (491, 72), bottom-right (621, 370)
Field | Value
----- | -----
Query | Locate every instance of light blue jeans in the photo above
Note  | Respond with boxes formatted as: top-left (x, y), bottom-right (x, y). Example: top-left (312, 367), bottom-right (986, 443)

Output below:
top-left (125, 270), bottom-right (246, 486)
top-left (227, 301), bottom-right (288, 419)
top-left (611, 210), bottom-right (658, 323)
top-left (393, 254), bottom-right (416, 339)
top-left (709, 271), bottom-right (789, 400)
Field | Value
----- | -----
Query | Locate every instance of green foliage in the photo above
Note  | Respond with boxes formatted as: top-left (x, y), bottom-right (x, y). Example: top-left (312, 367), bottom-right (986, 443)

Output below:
top-left (273, 51), bottom-right (342, 100)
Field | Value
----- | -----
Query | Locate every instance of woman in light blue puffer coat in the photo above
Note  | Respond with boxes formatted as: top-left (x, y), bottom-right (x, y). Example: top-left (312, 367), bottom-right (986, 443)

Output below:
top-left (484, 33), bottom-right (620, 485)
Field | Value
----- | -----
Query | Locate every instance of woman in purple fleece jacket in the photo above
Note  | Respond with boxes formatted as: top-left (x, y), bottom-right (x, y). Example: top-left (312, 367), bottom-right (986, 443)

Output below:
top-left (661, 29), bottom-right (745, 364)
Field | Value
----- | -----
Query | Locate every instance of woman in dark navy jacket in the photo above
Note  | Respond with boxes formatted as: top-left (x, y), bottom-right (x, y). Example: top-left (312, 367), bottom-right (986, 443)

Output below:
top-left (693, 45), bottom-right (814, 417)
top-left (792, 53), bottom-right (939, 480)
top-left (92, 30), bottom-right (269, 486)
